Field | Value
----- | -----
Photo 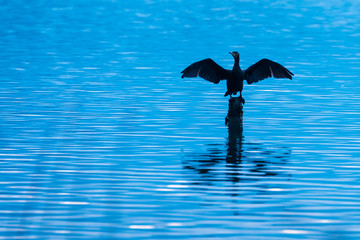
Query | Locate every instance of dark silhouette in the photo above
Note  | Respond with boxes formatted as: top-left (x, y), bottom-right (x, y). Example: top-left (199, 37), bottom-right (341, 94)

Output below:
top-left (181, 110), bottom-right (291, 187)
top-left (181, 52), bottom-right (294, 103)
top-left (182, 99), bottom-right (291, 185)
top-left (225, 96), bottom-right (243, 125)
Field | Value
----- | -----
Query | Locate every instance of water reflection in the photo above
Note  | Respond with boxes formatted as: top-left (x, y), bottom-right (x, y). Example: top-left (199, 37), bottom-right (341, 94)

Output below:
top-left (183, 113), bottom-right (291, 186)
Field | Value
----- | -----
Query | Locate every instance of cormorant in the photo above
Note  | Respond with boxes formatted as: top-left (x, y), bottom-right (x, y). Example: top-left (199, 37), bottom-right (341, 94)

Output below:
top-left (181, 52), bottom-right (293, 103)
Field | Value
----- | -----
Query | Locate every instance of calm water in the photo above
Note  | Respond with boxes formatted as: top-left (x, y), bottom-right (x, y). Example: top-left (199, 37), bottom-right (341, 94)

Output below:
top-left (1, 0), bottom-right (360, 239)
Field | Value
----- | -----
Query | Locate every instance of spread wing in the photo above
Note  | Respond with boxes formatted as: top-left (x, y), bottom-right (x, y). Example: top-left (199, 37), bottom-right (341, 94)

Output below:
top-left (181, 58), bottom-right (230, 84)
top-left (245, 59), bottom-right (294, 84)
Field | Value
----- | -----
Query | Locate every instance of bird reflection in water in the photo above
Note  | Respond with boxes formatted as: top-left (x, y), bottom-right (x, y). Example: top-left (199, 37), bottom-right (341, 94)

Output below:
top-left (182, 100), bottom-right (291, 186)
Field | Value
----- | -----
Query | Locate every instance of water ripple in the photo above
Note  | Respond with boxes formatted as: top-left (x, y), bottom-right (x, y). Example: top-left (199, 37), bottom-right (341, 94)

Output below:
top-left (1, 0), bottom-right (360, 239)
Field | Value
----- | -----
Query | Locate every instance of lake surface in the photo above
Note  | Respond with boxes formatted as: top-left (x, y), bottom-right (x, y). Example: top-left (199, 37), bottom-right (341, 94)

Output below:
top-left (1, 0), bottom-right (360, 239)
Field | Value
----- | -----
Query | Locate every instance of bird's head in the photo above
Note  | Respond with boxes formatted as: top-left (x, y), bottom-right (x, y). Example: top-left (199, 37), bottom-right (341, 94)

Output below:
top-left (229, 51), bottom-right (239, 60)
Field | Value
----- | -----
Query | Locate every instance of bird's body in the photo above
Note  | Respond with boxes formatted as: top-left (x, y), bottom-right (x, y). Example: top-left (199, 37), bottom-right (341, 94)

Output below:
top-left (181, 52), bottom-right (293, 103)
top-left (226, 57), bottom-right (243, 97)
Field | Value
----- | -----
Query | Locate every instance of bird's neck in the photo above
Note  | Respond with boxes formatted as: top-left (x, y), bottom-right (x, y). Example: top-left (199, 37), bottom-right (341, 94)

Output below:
top-left (233, 58), bottom-right (240, 68)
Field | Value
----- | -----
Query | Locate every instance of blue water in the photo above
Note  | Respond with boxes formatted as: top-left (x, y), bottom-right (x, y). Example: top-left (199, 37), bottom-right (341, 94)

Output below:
top-left (1, 0), bottom-right (360, 239)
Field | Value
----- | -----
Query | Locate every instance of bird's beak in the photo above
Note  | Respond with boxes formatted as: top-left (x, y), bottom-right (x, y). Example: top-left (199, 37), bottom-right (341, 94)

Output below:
top-left (229, 52), bottom-right (234, 57)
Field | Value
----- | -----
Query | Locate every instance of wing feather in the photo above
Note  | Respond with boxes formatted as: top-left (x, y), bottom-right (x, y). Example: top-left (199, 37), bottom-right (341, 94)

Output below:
top-left (245, 59), bottom-right (294, 84)
top-left (181, 58), bottom-right (230, 84)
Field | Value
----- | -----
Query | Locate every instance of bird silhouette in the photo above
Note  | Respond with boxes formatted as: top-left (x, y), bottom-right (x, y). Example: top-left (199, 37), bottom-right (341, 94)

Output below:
top-left (181, 52), bottom-right (294, 104)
